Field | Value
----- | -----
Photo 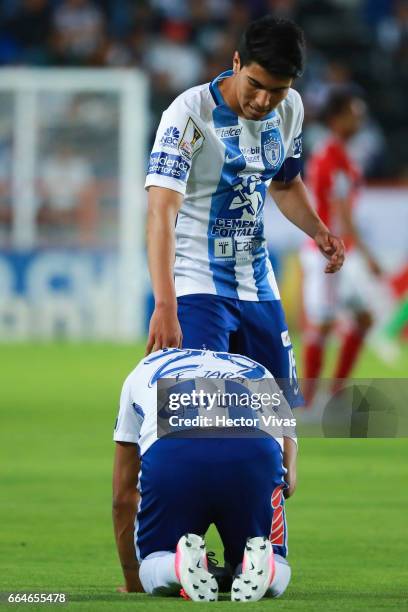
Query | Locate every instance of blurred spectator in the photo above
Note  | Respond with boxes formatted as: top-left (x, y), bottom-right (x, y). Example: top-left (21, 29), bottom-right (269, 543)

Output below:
top-left (0, 0), bottom-right (406, 176)
top-left (144, 20), bottom-right (204, 92)
top-left (37, 145), bottom-right (98, 246)
top-left (377, 0), bottom-right (408, 58)
top-left (4, 0), bottom-right (51, 65)
top-left (50, 0), bottom-right (105, 65)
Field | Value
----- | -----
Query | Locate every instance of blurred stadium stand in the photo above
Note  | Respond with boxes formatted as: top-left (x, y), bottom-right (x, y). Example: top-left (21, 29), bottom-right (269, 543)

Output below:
top-left (0, 0), bottom-right (407, 341)
top-left (0, 0), bottom-right (407, 177)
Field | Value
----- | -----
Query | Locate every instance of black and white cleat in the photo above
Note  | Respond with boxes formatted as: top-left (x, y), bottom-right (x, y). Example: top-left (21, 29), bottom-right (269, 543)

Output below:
top-left (175, 534), bottom-right (218, 602)
top-left (231, 536), bottom-right (275, 602)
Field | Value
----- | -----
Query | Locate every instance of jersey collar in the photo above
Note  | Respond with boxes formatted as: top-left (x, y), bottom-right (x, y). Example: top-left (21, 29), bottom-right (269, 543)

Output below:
top-left (209, 69), bottom-right (278, 122)
top-left (209, 70), bottom-right (233, 106)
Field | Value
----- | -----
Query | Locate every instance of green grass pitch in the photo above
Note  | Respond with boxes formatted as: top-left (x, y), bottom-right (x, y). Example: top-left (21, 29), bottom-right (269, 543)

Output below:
top-left (1, 341), bottom-right (408, 610)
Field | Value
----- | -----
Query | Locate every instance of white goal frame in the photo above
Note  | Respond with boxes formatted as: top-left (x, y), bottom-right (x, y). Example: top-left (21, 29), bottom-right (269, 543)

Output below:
top-left (0, 68), bottom-right (148, 340)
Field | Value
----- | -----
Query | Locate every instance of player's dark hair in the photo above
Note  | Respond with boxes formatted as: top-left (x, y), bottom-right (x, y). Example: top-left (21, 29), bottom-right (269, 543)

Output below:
top-left (321, 89), bottom-right (359, 124)
top-left (238, 16), bottom-right (305, 78)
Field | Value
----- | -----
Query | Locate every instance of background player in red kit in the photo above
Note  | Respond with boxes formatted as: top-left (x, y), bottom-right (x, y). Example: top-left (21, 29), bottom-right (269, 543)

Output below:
top-left (301, 90), bottom-right (383, 405)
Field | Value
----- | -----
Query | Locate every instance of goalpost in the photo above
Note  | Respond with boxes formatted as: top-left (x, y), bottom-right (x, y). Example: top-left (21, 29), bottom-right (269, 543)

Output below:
top-left (0, 68), bottom-right (148, 341)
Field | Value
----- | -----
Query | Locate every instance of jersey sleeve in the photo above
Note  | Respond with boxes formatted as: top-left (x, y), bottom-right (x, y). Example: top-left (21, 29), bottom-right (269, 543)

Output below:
top-left (113, 374), bottom-right (143, 444)
top-left (272, 90), bottom-right (304, 183)
top-left (145, 96), bottom-right (205, 195)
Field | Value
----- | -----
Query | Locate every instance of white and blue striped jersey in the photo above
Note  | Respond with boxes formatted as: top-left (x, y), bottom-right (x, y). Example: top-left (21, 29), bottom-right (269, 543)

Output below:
top-left (145, 70), bottom-right (303, 301)
top-left (113, 348), bottom-right (292, 456)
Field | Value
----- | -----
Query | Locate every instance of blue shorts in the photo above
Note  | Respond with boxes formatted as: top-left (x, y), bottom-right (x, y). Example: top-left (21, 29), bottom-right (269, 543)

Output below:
top-left (135, 436), bottom-right (288, 569)
top-left (177, 294), bottom-right (303, 408)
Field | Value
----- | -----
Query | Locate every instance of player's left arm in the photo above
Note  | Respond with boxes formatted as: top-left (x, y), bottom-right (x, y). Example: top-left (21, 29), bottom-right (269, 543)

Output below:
top-left (112, 441), bottom-right (143, 593)
top-left (282, 436), bottom-right (297, 499)
top-left (269, 174), bottom-right (345, 273)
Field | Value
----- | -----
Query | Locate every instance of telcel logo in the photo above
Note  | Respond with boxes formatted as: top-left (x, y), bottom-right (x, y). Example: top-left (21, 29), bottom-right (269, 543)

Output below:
top-left (216, 126), bottom-right (243, 139)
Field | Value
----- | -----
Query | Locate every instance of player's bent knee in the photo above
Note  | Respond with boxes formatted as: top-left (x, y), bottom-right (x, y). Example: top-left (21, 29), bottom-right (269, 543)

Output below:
top-left (269, 554), bottom-right (291, 598)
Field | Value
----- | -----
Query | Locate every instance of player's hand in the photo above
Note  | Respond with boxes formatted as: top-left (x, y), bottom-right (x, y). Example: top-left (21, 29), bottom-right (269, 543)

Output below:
top-left (145, 303), bottom-right (183, 355)
top-left (117, 585), bottom-right (141, 593)
top-left (314, 229), bottom-right (345, 274)
top-left (283, 464), bottom-right (297, 499)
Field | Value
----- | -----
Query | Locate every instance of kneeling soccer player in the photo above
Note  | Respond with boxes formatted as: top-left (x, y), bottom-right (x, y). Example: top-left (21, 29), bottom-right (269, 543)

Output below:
top-left (112, 348), bottom-right (297, 602)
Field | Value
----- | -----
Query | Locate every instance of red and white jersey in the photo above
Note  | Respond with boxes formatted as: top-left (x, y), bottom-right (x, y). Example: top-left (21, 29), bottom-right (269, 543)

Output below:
top-left (306, 136), bottom-right (361, 250)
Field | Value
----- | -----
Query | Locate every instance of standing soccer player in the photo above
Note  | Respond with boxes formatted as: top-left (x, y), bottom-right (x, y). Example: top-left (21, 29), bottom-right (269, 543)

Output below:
top-left (145, 16), bottom-right (344, 408)
top-left (301, 90), bottom-right (383, 404)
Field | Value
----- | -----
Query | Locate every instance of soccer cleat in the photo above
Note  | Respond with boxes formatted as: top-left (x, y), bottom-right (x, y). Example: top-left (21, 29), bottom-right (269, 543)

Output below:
top-left (175, 534), bottom-right (218, 602)
top-left (231, 536), bottom-right (275, 602)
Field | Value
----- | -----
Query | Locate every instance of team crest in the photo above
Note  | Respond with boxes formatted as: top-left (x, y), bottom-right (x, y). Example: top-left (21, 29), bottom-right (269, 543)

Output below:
top-left (263, 134), bottom-right (283, 168)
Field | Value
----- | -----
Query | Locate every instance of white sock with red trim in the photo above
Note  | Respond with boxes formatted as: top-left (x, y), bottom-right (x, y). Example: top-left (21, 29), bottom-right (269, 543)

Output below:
top-left (139, 551), bottom-right (179, 594)
top-left (268, 554), bottom-right (291, 598)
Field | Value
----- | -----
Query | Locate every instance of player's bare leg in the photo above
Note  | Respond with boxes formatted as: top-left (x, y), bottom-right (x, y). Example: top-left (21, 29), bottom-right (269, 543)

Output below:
top-left (302, 320), bottom-right (333, 406)
top-left (331, 310), bottom-right (372, 394)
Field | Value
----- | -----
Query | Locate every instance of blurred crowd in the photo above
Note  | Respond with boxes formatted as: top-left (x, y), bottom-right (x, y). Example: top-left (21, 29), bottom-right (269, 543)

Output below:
top-left (0, 0), bottom-right (407, 178)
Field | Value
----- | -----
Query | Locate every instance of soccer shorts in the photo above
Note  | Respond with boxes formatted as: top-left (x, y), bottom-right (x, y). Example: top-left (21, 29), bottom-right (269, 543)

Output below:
top-left (135, 436), bottom-right (288, 569)
top-left (301, 247), bottom-right (392, 325)
top-left (177, 293), bottom-right (302, 408)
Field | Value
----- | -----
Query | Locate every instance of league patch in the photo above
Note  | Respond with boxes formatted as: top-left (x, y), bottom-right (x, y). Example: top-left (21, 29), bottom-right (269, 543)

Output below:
top-left (179, 117), bottom-right (205, 160)
top-left (148, 152), bottom-right (190, 182)
top-left (293, 133), bottom-right (302, 157)
top-left (159, 126), bottom-right (180, 149)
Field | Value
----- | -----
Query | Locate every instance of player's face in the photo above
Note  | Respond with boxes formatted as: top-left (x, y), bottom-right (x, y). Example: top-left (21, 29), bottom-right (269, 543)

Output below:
top-left (341, 99), bottom-right (366, 138)
top-left (233, 53), bottom-right (293, 120)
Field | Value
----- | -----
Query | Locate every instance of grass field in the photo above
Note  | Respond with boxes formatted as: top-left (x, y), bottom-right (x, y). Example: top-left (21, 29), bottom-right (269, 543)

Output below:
top-left (1, 341), bottom-right (408, 610)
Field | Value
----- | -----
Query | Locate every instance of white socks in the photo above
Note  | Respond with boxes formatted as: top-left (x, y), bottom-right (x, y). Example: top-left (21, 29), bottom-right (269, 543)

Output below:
top-left (139, 550), bottom-right (291, 598)
top-left (139, 551), bottom-right (178, 594)
top-left (269, 554), bottom-right (291, 598)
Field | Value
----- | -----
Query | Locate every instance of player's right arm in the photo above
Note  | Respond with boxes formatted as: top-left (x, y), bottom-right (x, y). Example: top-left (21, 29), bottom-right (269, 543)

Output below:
top-left (144, 93), bottom-right (205, 355)
top-left (145, 186), bottom-right (183, 354)
top-left (112, 441), bottom-right (143, 592)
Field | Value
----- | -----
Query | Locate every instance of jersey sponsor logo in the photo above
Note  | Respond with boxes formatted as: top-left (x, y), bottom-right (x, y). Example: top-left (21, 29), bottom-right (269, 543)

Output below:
top-left (159, 126), bottom-right (180, 148)
top-left (229, 174), bottom-right (263, 217)
top-left (264, 134), bottom-right (283, 168)
top-left (211, 217), bottom-right (262, 238)
top-left (179, 117), bottom-right (205, 161)
top-left (293, 133), bottom-right (302, 156)
top-left (234, 236), bottom-right (263, 255)
top-left (214, 237), bottom-right (233, 257)
top-left (148, 152), bottom-right (190, 181)
top-left (241, 145), bottom-right (261, 163)
top-left (225, 146), bottom-right (261, 164)
top-left (215, 126), bottom-right (243, 139)
top-left (261, 117), bottom-right (281, 131)
top-left (212, 236), bottom-right (264, 260)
